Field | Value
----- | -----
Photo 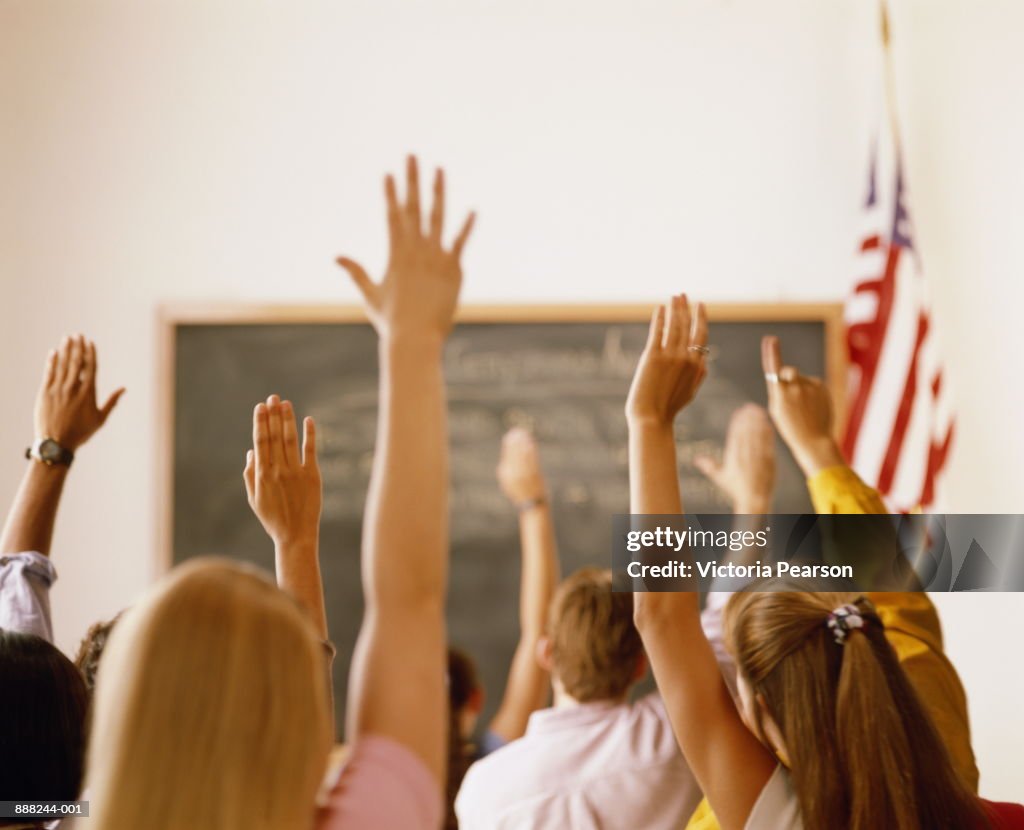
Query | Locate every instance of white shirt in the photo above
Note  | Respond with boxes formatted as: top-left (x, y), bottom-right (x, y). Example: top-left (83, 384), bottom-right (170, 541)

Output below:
top-left (455, 693), bottom-right (701, 830)
top-left (745, 766), bottom-right (803, 830)
top-left (0, 551), bottom-right (57, 641)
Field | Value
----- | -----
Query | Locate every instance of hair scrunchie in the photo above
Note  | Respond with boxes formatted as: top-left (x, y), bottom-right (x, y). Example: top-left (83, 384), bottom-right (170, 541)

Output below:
top-left (827, 604), bottom-right (866, 645)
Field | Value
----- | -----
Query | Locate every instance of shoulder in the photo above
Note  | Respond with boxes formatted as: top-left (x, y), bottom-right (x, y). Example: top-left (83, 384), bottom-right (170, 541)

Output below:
top-left (317, 735), bottom-right (441, 830)
top-left (0, 551), bottom-right (58, 642)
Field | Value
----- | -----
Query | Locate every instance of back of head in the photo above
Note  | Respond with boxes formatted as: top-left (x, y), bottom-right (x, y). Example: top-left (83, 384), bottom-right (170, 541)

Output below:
top-left (74, 611), bottom-right (123, 695)
top-left (87, 558), bottom-right (331, 830)
top-left (725, 588), bottom-right (984, 830)
top-left (0, 630), bottom-right (87, 803)
top-left (445, 648), bottom-right (481, 830)
top-left (547, 568), bottom-right (643, 703)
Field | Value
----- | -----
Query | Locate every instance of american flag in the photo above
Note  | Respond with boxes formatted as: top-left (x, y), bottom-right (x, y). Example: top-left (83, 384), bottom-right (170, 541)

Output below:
top-left (841, 82), bottom-right (954, 512)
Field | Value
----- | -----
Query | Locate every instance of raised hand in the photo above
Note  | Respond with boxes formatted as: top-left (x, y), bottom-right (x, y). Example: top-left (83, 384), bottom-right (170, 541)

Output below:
top-left (337, 155), bottom-right (475, 342)
top-left (496, 428), bottom-right (547, 507)
top-left (761, 335), bottom-right (844, 476)
top-left (626, 294), bottom-right (709, 426)
top-left (34, 335), bottom-right (125, 451)
top-left (695, 403), bottom-right (776, 514)
top-left (244, 396), bottom-right (322, 549)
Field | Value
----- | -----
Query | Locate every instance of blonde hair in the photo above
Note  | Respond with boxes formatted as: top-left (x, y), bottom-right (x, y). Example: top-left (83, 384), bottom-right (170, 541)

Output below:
top-left (87, 558), bottom-right (331, 830)
top-left (547, 568), bottom-right (642, 702)
top-left (725, 588), bottom-right (985, 830)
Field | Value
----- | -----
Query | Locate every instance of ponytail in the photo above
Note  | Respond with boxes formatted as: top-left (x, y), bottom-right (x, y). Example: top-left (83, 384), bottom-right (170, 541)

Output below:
top-left (726, 590), bottom-right (987, 830)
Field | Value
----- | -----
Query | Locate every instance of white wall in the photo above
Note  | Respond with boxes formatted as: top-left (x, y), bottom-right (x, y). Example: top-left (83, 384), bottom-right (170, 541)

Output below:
top-left (1, 0), bottom-right (1022, 800)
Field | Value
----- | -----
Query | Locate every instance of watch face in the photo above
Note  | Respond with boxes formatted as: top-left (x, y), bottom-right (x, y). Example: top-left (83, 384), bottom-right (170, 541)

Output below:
top-left (39, 439), bottom-right (62, 462)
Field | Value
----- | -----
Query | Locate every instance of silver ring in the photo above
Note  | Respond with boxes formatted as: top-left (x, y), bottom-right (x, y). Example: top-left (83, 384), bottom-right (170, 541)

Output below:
top-left (765, 372), bottom-right (780, 384)
top-left (688, 345), bottom-right (711, 356)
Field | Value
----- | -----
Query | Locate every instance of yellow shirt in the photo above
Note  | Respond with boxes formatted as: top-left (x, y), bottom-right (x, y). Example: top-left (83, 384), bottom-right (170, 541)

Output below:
top-left (684, 465), bottom-right (979, 830)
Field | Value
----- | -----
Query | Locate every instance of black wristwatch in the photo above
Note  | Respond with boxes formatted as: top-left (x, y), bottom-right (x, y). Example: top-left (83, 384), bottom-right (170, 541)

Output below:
top-left (26, 437), bottom-right (75, 468)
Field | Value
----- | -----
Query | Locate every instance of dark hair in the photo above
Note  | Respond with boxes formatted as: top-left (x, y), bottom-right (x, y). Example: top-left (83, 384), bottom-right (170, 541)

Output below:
top-left (74, 612), bottom-right (123, 694)
top-left (0, 630), bottom-right (88, 802)
top-left (445, 647), bottom-right (482, 830)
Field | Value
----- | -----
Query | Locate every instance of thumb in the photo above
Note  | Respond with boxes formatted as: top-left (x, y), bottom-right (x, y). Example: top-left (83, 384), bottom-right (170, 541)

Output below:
top-left (335, 257), bottom-right (376, 303)
top-left (243, 449), bottom-right (256, 500)
top-left (99, 388), bottom-right (126, 422)
top-left (694, 455), bottom-right (723, 483)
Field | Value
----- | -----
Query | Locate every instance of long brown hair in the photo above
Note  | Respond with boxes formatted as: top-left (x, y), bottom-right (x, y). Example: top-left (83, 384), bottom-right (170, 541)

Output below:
top-left (725, 589), bottom-right (986, 830)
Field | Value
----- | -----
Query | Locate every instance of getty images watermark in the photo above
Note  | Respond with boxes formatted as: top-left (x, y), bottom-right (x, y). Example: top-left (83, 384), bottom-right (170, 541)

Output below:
top-left (612, 514), bottom-right (1024, 593)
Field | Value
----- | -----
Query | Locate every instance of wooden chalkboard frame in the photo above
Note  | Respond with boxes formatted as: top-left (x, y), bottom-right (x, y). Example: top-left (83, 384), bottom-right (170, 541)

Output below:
top-left (156, 302), bottom-right (845, 572)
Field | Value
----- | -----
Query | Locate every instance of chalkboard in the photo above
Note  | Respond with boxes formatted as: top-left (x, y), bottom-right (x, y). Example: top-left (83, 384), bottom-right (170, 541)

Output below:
top-left (161, 304), bottom-right (844, 734)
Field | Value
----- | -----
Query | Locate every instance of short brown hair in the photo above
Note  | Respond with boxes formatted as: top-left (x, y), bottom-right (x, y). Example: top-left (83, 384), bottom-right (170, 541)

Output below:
top-left (547, 568), bottom-right (643, 702)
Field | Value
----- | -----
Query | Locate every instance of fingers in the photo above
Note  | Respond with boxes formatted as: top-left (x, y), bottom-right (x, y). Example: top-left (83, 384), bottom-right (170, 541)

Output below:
top-left (280, 400), bottom-right (301, 467)
top-left (55, 336), bottom-right (73, 390)
top-left (58, 336), bottom-right (80, 392)
top-left (664, 296), bottom-right (683, 351)
top-left (691, 302), bottom-right (708, 348)
top-left (302, 416), bottom-right (318, 468)
top-left (779, 366), bottom-right (799, 383)
top-left (253, 402), bottom-right (270, 467)
top-left (266, 394), bottom-right (286, 466)
top-left (429, 167), bottom-right (445, 242)
top-left (761, 335), bottom-right (782, 376)
top-left (405, 155), bottom-right (421, 234)
top-left (243, 449), bottom-right (255, 500)
top-left (645, 304), bottom-right (666, 352)
top-left (451, 211), bottom-right (476, 260)
top-left (80, 340), bottom-right (97, 394)
top-left (336, 257), bottom-right (376, 303)
top-left (65, 334), bottom-right (86, 392)
top-left (42, 350), bottom-right (57, 390)
top-left (384, 173), bottom-right (401, 242)
top-left (98, 388), bottom-right (126, 422)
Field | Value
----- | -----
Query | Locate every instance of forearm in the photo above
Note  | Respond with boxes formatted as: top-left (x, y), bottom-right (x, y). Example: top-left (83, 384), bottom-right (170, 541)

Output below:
top-left (489, 504), bottom-right (559, 739)
top-left (628, 420), bottom-right (682, 516)
top-left (628, 418), bottom-right (701, 621)
top-left (517, 504), bottom-right (558, 640)
top-left (0, 462), bottom-right (69, 556)
top-left (275, 537), bottom-right (328, 640)
top-left (362, 336), bottom-right (449, 609)
top-left (788, 435), bottom-right (846, 480)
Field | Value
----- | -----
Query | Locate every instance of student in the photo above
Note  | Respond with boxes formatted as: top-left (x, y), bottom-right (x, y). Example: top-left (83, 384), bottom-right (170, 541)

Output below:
top-left (686, 394), bottom-right (980, 829)
top-left (447, 428), bottom-right (559, 828)
top-left (83, 397), bottom-right (332, 829)
top-left (0, 336), bottom-right (119, 817)
top-left (454, 565), bottom-right (702, 829)
top-left (628, 295), bottom-right (1022, 830)
top-left (82, 156), bottom-right (475, 829)
top-left (1, 335), bottom-right (124, 641)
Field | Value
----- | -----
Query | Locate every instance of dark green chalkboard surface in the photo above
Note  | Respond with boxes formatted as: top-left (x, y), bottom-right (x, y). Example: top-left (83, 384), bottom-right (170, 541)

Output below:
top-left (162, 304), bottom-right (843, 733)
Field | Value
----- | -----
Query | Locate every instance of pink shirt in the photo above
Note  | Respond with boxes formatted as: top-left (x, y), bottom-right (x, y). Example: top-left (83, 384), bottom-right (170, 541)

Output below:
top-left (455, 693), bottom-right (701, 830)
top-left (316, 736), bottom-right (442, 830)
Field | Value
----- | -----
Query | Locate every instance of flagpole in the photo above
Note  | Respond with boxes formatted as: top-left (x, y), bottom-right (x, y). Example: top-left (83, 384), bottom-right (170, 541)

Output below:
top-left (879, 0), bottom-right (903, 153)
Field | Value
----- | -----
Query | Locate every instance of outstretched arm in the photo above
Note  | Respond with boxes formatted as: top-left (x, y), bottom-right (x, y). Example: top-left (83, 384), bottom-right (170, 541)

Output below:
top-left (488, 427), bottom-right (559, 743)
top-left (628, 296), bottom-right (775, 830)
top-left (1, 336), bottom-right (124, 556)
top-left (761, 335), bottom-right (886, 514)
top-left (337, 156), bottom-right (475, 783)
top-left (243, 395), bottom-right (326, 640)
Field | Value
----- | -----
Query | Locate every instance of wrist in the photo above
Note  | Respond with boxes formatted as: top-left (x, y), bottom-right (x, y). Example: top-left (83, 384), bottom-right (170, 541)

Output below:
top-left (735, 497), bottom-right (771, 515)
top-left (791, 436), bottom-right (845, 478)
top-left (381, 330), bottom-right (446, 356)
top-left (516, 496), bottom-right (549, 514)
top-left (272, 531), bottom-right (319, 553)
top-left (626, 415), bottom-right (675, 433)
